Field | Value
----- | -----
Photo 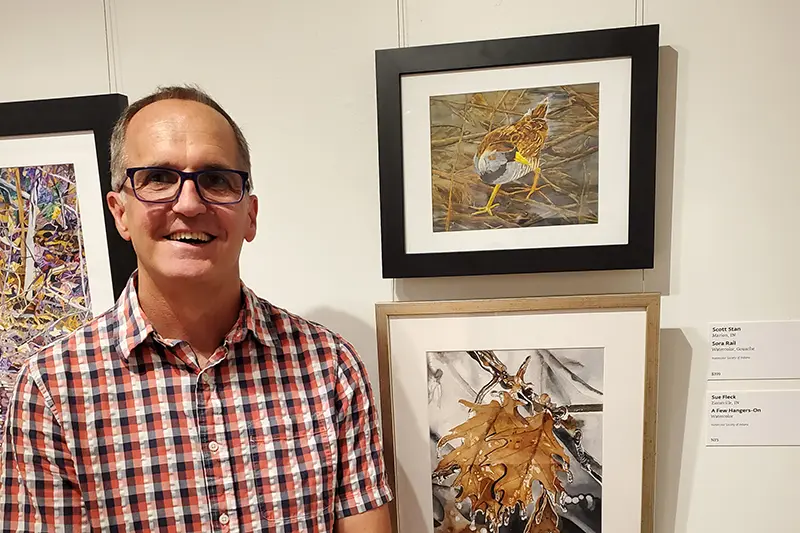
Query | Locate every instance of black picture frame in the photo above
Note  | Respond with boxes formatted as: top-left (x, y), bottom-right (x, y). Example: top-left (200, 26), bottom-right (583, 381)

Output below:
top-left (375, 24), bottom-right (660, 278)
top-left (0, 93), bottom-right (135, 299)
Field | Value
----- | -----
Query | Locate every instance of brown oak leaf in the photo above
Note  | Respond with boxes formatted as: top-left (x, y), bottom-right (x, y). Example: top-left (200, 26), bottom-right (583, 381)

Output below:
top-left (434, 391), bottom-right (529, 525)
top-left (524, 491), bottom-right (560, 533)
top-left (489, 408), bottom-right (571, 497)
top-left (433, 391), bottom-right (571, 529)
top-left (436, 498), bottom-right (473, 533)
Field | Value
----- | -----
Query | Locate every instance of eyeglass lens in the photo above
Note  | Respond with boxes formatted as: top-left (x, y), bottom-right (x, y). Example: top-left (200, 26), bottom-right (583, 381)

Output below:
top-left (132, 169), bottom-right (244, 203)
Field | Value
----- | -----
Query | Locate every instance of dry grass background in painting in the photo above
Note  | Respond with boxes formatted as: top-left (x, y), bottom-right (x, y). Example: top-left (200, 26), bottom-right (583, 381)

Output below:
top-left (0, 164), bottom-right (91, 440)
top-left (430, 83), bottom-right (599, 232)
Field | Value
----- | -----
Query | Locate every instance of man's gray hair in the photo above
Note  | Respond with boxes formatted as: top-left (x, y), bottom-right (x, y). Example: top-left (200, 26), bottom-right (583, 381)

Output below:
top-left (109, 84), bottom-right (252, 192)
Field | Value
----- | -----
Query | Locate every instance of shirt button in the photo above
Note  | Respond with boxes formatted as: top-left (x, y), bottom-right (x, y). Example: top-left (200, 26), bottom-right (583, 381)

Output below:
top-left (219, 513), bottom-right (229, 525)
top-left (209, 441), bottom-right (219, 452)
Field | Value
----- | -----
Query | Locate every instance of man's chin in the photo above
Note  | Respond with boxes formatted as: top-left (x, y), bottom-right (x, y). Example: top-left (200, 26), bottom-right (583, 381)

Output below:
top-left (143, 261), bottom-right (220, 284)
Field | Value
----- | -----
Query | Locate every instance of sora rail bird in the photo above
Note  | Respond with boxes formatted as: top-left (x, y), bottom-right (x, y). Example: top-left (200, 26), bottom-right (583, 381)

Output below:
top-left (471, 97), bottom-right (549, 216)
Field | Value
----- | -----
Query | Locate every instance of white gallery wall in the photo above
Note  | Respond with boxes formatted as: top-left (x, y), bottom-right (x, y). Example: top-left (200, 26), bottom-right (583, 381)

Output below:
top-left (1, 0), bottom-right (798, 531)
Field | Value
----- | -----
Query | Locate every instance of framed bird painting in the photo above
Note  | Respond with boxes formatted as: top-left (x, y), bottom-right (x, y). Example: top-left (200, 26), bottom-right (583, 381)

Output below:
top-left (375, 24), bottom-right (659, 278)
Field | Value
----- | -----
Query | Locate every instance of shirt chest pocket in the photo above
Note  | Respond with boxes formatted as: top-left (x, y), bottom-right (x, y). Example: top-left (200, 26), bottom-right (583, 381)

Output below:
top-left (246, 416), bottom-right (336, 525)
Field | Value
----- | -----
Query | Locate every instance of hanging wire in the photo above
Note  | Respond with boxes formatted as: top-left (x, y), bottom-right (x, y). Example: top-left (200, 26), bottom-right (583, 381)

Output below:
top-left (639, 0), bottom-right (647, 293)
top-left (102, 0), bottom-right (118, 92)
top-left (396, 0), bottom-right (408, 48)
top-left (391, 0), bottom-right (409, 301)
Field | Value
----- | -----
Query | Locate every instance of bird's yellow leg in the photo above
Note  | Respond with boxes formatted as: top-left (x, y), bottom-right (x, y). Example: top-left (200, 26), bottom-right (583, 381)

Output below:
top-left (525, 167), bottom-right (542, 200)
top-left (471, 184), bottom-right (501, 216)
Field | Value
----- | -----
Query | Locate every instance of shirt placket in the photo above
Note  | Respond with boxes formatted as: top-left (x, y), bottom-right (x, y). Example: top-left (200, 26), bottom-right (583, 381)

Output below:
top-left (195, 344), bottom-right (240, 533)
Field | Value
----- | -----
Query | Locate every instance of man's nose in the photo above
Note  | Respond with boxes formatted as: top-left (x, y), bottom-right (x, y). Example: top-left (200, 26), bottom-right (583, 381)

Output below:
top-left (172, 180), bottom-right (207, 216)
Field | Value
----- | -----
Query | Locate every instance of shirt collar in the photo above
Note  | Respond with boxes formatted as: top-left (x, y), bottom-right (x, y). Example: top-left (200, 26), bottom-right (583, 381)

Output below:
top-left (240, 282), bottom-right (274, 347)
top-left (115, 272), bottom-right (274, 360)
top-left (116, 272), bottom-right (155, 360)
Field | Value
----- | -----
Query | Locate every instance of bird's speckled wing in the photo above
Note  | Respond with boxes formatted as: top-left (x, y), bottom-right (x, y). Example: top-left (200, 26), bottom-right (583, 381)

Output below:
top-left (512, 118), bottom-right (548, 160)
top-left (473, 100), bottom-right (550, 186)
top-left (476, 112), bottom-right (548, 161)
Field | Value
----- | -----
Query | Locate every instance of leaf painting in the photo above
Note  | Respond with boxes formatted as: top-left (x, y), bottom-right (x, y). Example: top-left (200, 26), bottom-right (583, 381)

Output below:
top-left (526, 491), bottom-right (560, 533)
top-left (429, 349), bottom-right (603, 533)
top-left (0, 164), bottom-right (92, 444)
top-left (434, 391), bottom-right (570, 529)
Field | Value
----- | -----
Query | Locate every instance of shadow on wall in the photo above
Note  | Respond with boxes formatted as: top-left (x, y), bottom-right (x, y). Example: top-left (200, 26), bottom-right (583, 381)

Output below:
top-left (395, 268), bottom-right (645, 301)
top-left (303, 305), bottom-right (383, 400)
top-left (395, 46), bottom-right (680, 303)
top-left (654, 327), bottom-right (694, 533)
top-left (645, 45), bottom-right (680, 296)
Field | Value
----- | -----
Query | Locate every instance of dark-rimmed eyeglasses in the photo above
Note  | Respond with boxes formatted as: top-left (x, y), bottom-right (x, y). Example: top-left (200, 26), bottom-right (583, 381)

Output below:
top-left (125, 167), bottom-right (250, 204)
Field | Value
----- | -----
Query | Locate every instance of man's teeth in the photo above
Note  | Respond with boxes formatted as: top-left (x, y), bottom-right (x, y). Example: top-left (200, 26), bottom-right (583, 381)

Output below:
top-left (167, 232), bottom-right (213, 243)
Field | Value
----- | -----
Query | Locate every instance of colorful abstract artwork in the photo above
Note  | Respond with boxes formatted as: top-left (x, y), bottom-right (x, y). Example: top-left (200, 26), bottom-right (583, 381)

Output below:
top-left (0, 163), bottom-right (92, 436)
top-left (428, 348), bottom-right (603, 533)
top-left (430, 84), bottom-right (599, 233)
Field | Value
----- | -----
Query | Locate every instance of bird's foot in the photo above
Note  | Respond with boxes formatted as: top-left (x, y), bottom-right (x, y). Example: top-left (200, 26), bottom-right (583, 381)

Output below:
top-left (510, 184), bottom-right (544, 200)
top-left (524, 184), bottom-right (543, 200)
top-left (471, 203), bottom-right (500, 217)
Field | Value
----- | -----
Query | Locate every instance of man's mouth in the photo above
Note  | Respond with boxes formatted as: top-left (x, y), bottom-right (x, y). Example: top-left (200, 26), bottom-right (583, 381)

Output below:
top-left (165, 231), bottom-right (216, 244)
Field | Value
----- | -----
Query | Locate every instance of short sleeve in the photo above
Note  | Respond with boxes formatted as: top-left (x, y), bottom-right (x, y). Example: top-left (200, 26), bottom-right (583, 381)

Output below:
top-left (333, 338), bottom-right (394, 518)
top-left (0, 363), bottom-right (86, 530)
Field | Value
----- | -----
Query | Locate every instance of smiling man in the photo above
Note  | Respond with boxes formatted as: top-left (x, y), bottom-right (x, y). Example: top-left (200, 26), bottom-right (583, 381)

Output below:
top-left (0, 86), bottom-right (393, 532)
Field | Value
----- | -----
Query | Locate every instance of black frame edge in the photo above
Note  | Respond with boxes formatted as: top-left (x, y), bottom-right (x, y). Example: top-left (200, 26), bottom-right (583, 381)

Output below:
top-left (0, 93), bottom-right (134, 299)
top-left (375, 24), bottom-right (661, 279)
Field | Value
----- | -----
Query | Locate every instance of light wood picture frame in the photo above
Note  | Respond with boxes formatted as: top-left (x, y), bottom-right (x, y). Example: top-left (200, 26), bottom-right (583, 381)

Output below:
top-left (375, 294), bottom-right (660, 533)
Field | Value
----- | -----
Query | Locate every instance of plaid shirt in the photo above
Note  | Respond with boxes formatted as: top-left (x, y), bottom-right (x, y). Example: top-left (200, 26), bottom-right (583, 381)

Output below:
top-left (0, 274), bottom-right (392, 531)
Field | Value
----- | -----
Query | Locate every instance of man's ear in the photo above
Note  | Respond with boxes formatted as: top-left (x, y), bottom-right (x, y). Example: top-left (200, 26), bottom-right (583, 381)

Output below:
top-left (106, 191), bottom-right (132, 241)
top-left (245, 194), bottom-right (258, 242)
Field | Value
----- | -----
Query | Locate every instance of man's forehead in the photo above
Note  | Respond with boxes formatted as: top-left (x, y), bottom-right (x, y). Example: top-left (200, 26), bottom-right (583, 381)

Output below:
top-left (125, 100), bottom-right (239, 158)
top-left (128, 99), bottom-right (229, 133)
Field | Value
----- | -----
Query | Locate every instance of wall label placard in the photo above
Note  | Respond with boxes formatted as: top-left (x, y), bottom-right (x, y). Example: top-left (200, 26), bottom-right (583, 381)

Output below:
top-left (708, 320), bottom-right (800, 380)
top-left (707, 390), bottom-right (800, 446)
